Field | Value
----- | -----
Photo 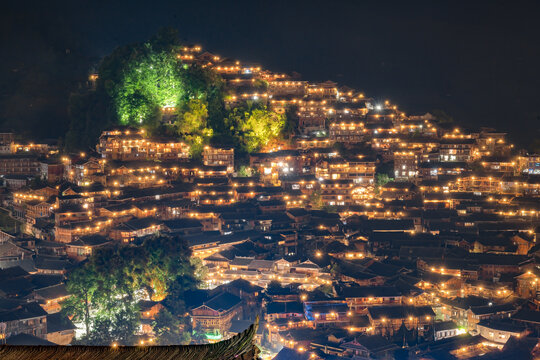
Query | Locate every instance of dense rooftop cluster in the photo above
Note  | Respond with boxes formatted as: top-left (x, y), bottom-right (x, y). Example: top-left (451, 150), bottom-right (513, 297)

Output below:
top-left (0, 42), bottom-right (539, 359)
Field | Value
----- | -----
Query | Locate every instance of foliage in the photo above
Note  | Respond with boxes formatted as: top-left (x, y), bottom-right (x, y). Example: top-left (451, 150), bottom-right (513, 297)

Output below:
top-left (190, 256), bottom-right (209, 283)
top-left (61, 265), bottom-right (98, 335)
top-left (191, 322), bottom-right (207, 344)
top-left (0, 208), bottom-right (21, 234)
top-left (309, 189), bottom-right (323, 209)
top-left (111, 44), bottom-right (184, 126)
top-left (62, 234), bottom-right (198, 344)
top-left (152, 308), bottom-right (191, 345)
top-left (375, 173), bottom-right (392, 188)
top-left (332, 142), bottom-right (346, 156)
top-left (64, 27), bottom-right (290, 155)
top-left (81, 303), bottom-right (139, 345)
top-left (180, 65), bottom-right (227, 136)
top-left (316, 284), bottom-right (334, 296)
top-left (175, 99), bottom-right (213, 158)
top-left (266, 280), bottom-right (283, 294)
top-left (376, 160), bottom-right (394, 178)
top-left (237, 165), bottom-right (254, 177)
top-left (226, 105), bottom-right (285, 152)
top-left (28, 176), bottom-right (49, 189)
top-left (65, 28), bottom-right (225, 152)
top-left (282, 105), bottom-right (299, 138)
top-left (322, 205), bottom-right (339, 213)
top-left (252, 79), bottom-right (269, 91)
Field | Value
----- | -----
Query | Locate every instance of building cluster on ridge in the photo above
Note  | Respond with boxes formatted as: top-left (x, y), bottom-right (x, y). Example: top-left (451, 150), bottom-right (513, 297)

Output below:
top-left (0, 43), bottom-right (539, 359)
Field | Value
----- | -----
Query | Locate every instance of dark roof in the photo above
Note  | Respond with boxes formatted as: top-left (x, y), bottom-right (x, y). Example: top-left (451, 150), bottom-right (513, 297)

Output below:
top-left (69, 235), bottom-right (111, 247)
top-left (0, 319), bottom-right (260, 359)
top-left (266, 301), bottom-right (304, 315)
top-left (34, 283), bottom-right (68, 300)
top-left (229, 256), bottom-right (254, 266)
top-left (5, 334), bottom-right (55, 346)
top-left (477, 319), bottom-right (525, 333)
top-left (361, 219), bottom-right (415, 231)
top-left (184, 289), bottom-right (211, 310)
top-left (273, 347), bottom-right (310, 360)
top-left (470, 303), bottom-right (515, 315)
top-left (162, 218), bottom-right (203, 230)
top-left (0, 276), bottom-right (35, 297)
top-left (113, 217), bottom-right (162, 231)
top-left (34, 256), bottom-right (70, 271)
top-left (286, 208), bottom-right (310, 217)
top-left (367, 305), bottom-right (435, 320)
top-left (434, 321), bottom-right (459, 331)
top-left (0, 266), bottom-right (28, 281)
top-left (440, 295), bottom-right (490, 309)
top-left (338, 286), bottom-right (402, 298)
top-left (0, 302), bottom-right (47, 322)
top-left (218, 278), bottom-right (263, 294)
top-left (341, 335), bottom-right (397, 353)
top-left (202, 292), bottom-right (242, 312)
top-left (512, 308), bottom-right (540, 324)
top-left (46, 312), bottom-right (76, 333)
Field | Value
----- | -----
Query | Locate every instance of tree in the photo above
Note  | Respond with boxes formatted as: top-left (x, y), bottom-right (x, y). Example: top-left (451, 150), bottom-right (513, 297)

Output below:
top-left (83, 316), bottom-right (114, 345)
top-left (152, 308), bottom-right (190, 345)
top-left (375, 173), bottom-right (392, 188)
top-left (63, 234), bottom-right (198, 344)
top-left (190, 257), bottom-right (208, 283)
top-left (266, 280), bottom-right (283, 294)
top-left (28, 176), bottom-right (48, 189)
top-left (110, 302), bottom-right (140, 344)
top-left (64, 29), bottom-right (224, 151)
top-left (309, 189), bottom-right (323, 209)
top-left (180, 65), bottom-right (226, 136)
top-left (191, 322), bottom-right (207, 344)
top-left (282, 105), bottom-right (299, 139)
top-left (375, 173), bottom-right (393, 195)
top-left (112, 46), bottom-right (184, 127)
top-left (226, 106), bottom-right (285, 153)
top-left (237, 165), bottom-right (254, 177)
top-left (62, 265), bottom-right (98, 335)
top-left (175, 99), bottom-right (213, 158)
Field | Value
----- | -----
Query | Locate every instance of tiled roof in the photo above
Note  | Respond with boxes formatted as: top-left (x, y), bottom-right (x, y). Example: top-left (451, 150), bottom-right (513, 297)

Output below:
top-left (0, 319), bottom-right (260, 359)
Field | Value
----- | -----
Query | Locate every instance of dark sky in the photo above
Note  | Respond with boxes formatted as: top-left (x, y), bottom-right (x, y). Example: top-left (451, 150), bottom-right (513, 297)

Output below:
top-left (1, 0), bottom-right (540, 145)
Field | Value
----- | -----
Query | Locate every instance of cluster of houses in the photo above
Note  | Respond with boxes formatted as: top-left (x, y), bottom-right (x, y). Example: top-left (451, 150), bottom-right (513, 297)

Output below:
top-left (0, 43), bottom-right (539, 359)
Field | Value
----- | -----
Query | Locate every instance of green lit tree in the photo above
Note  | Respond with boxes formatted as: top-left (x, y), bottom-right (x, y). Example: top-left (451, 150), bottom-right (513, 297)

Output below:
top-left (63, 234), bottom-right (198, 344)
top-left (192, 322), bottom-right (207, 344)
top-left (175, 99), bottom-right (213, 158)
top-left (113, 46), bottom-right (184, 126)
top-left (237, 165), bottom-right (254, 177)
top-left (226, 106), bottom-right (285, 152)
top-left (190, 256), bottom-right (209, 283)
top-left (62, 265), bottom-right (98, 335)
top-left (375, 173), bottom-right (392, 188)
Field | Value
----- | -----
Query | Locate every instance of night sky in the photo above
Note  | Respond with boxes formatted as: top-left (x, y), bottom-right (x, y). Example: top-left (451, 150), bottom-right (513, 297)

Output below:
top-left (1, 0), bottom-right (539, 146)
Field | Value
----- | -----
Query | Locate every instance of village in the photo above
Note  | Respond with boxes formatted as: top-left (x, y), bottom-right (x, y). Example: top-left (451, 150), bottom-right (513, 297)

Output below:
top-left (0, 43), bottom-right (539, 359)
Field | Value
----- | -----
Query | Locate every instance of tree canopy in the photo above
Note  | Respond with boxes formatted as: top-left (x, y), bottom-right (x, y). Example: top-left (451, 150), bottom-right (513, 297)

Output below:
top-left (65, 28), bottom-right (286, 155)
top-left (62, 234), bottom-right (198, 345)
top-left (225, 105), bottom-right (285, 153)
